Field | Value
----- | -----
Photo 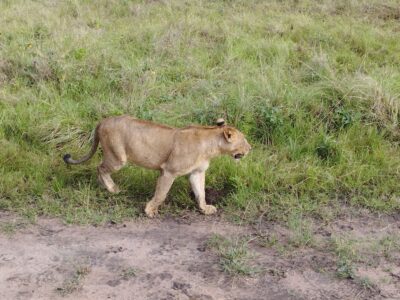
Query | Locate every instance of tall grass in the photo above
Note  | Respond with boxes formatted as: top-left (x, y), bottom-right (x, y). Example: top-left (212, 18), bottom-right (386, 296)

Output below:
top-left (1, 0), bottom-right (399, 224)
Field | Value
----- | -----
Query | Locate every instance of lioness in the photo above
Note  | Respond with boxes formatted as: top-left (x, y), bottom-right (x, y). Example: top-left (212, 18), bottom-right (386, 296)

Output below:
top-left (63, 116), bottom-right (251, 217)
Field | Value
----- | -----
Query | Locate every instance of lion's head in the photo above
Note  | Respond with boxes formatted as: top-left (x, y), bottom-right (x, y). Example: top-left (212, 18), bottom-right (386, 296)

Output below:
top-left (216, 119), bottom-right (251, 160)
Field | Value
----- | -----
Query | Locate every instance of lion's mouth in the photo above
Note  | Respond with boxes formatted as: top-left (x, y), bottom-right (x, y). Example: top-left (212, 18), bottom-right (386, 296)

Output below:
top-left (234, 153), bottom-right (244, 160)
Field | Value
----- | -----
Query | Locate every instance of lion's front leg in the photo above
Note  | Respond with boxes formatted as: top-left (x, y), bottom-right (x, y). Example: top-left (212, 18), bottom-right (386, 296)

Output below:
top-left (145, 171), bottom-right (175, 218)
top-left (189, 171), bottom-right (217, 215)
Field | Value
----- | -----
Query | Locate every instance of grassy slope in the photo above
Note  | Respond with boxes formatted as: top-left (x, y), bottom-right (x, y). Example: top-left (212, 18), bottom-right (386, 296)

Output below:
top-left (0, 0), bottom-right (399, 224)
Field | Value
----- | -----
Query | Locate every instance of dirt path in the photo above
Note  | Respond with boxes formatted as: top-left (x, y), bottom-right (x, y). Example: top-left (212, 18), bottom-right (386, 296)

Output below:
top-left (0, 212), bottom-right (399, 300)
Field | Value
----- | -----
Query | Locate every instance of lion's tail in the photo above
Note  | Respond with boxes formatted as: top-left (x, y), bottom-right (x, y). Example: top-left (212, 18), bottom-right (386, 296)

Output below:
top-left (63, 124), bottom-right (100, 165)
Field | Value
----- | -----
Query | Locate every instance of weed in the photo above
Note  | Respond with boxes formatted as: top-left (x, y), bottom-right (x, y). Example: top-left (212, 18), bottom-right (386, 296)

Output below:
top-left (332, 237), bottom-right (359, 263)
top-left (0, 219), bottom-right (29, 236)
top-left (376, 234), bottom-right (400, 261)
top-left (287, 213), bottom-right (314, 248)
top-left (315, 135), bottom-right (340, 163)
top-left (56, 265), bottom-right (91, 296)
top-left (356, 276), bottom-right (379, 292)
top-left (0, 222), bottom-right (17, 236)
top-left (252, 105), bottom-right (284, 144)
top-left (206, 234), bottom-right (259, 276)
top-left (257, 233), bottom-right (279, 248)
top-left (336, 259), bottom-right (355, 279)
top-left (121, 267), bottom-right (138, 280)
top-left (331, 236), bottom-right (359, 279)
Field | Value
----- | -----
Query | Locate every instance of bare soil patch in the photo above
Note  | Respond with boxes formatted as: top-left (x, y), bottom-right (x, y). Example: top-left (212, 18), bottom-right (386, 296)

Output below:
top-left (0, 212), bottom-right (399, 299)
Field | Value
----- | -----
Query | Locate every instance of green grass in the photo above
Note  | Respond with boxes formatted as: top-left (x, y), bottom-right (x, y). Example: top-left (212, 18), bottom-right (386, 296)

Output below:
top-left (1, 0), bottom-right (400, 224)
top-left (333, 233), bottom-right (400, 264)
top-left (56, 265), bottom-right (91, 296)
top-left (0, 221), bottom-right (20, 236)
top-left (331, 233), bottom-right (400, 285)
top-left (0, 217), bottom-right (31, 236)
top-left (120, 267), bottom-right (139, 280)
top-left (287, 212), bottom-right (314, 247)
top-left (206, 233), bottom-right (258, 276)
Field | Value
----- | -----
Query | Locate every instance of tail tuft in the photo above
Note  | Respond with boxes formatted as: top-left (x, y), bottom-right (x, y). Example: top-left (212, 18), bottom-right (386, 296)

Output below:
top-left (63, 154), bottom-right (71, 164)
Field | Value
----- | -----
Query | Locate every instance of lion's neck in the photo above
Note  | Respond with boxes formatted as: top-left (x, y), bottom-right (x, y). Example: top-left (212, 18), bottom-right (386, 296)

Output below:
top-left (207, 128), bottom-right (227, 159)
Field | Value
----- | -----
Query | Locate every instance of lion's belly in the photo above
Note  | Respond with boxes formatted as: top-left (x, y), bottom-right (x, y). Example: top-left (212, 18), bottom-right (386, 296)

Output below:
top-left (124, 131), bottom-right (174, 170)
top-left (126, 150), bottom-right (168, 170)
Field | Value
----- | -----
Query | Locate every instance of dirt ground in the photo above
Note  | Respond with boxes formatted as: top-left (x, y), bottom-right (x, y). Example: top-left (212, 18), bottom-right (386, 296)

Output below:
top-left (1, 211), bottom-right (399, 300)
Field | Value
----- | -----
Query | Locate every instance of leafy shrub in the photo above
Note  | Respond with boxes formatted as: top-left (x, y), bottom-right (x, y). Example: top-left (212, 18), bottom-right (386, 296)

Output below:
top-left (252, 106), bottom-right (284, 144)
top-left (315, 135), bottom-right (340, 163)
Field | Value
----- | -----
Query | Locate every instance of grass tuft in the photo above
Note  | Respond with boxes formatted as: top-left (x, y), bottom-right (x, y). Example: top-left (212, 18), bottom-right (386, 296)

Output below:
top-left (56, 265), bottom-right (91, 296)
top-left (206, 234), bottom-right (259, 276)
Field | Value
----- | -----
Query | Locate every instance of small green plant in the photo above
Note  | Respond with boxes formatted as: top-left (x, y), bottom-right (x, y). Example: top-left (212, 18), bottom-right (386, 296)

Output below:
top-left (356, 276), bottom-right (378, 292)
top-left (0, 222), bottom-right (17, 236)
top-left (0, 219), bottom-right (29, 236)
top-left (378, 235), bottom-right (400, 260)
top-left (56, 265), bottom-right (91, 296)
top-left (336, 259), bottom-right (355, 279)
top-left (331, 236), bottom-right (358, 279)
top-left (206, 234), bottom-right (258, 276)
top-left (332, 237), bottom-right (359, 261)
top-left (333, 108), bottom-right (354, 130)
top-left (287, 213), bottom-right (314, 248)
top-left (258, 233), bottom-right (279, 248)
top-left (315, 135), bottom-right (340, 163)
top-left (252, 106), bottom-right (283, 144)
top-left (121, 267), bottom-right (138, 280)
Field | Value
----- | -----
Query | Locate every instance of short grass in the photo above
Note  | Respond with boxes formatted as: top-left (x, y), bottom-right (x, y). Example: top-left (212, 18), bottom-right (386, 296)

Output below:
top-left (332, 233), bottom-right (400, 268)
top-left (1, 0), bottom-right (400, 224)
top-left (331, 233), bottom-right (400, 292)
top-left (0, 216), bottom-right (30, 236)
top-left (206, 233), bottom-right (258, 276)
top-left (56, 265), bottom-right (91, 296)
top-left (120, 267), bottom-right (139, 280)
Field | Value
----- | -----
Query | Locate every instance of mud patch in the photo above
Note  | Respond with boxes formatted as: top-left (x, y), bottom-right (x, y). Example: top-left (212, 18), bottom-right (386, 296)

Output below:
top-left (0, 212), bottom-right (399, 299)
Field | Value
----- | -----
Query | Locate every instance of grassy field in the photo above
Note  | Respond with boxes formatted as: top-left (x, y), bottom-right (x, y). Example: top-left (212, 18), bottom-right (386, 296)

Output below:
top-left (1, 0), bottom-right (400, 224)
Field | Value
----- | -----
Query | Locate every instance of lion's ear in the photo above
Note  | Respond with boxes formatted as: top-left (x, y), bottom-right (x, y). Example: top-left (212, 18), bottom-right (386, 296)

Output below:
top-left (216, 118), bottom-right (225, 126)
top-left (223, 127), bottom-right (234, 143)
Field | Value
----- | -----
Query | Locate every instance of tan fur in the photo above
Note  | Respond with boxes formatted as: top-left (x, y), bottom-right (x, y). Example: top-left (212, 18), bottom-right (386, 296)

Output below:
top-left (64, 115), bottom-right (251, 217)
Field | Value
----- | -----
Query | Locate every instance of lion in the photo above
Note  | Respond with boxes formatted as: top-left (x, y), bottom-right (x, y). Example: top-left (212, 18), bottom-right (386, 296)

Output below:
top-left (63, 116), bottom-right (251, 217)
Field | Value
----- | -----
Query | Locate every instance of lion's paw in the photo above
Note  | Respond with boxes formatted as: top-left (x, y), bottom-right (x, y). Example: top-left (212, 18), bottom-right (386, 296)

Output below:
top-left (201, 205), bottom-right (217, 215)
top-left (110, 186), bottom-right (121, 194)
top-left (145, 204), bottom-right (158, 218)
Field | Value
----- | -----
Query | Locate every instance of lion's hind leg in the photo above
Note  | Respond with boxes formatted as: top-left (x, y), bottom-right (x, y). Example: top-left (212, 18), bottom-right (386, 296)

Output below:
top-left (97, 161), bottom-right (125, 193)
top-left (97, 140), bottom-right (127, 193)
